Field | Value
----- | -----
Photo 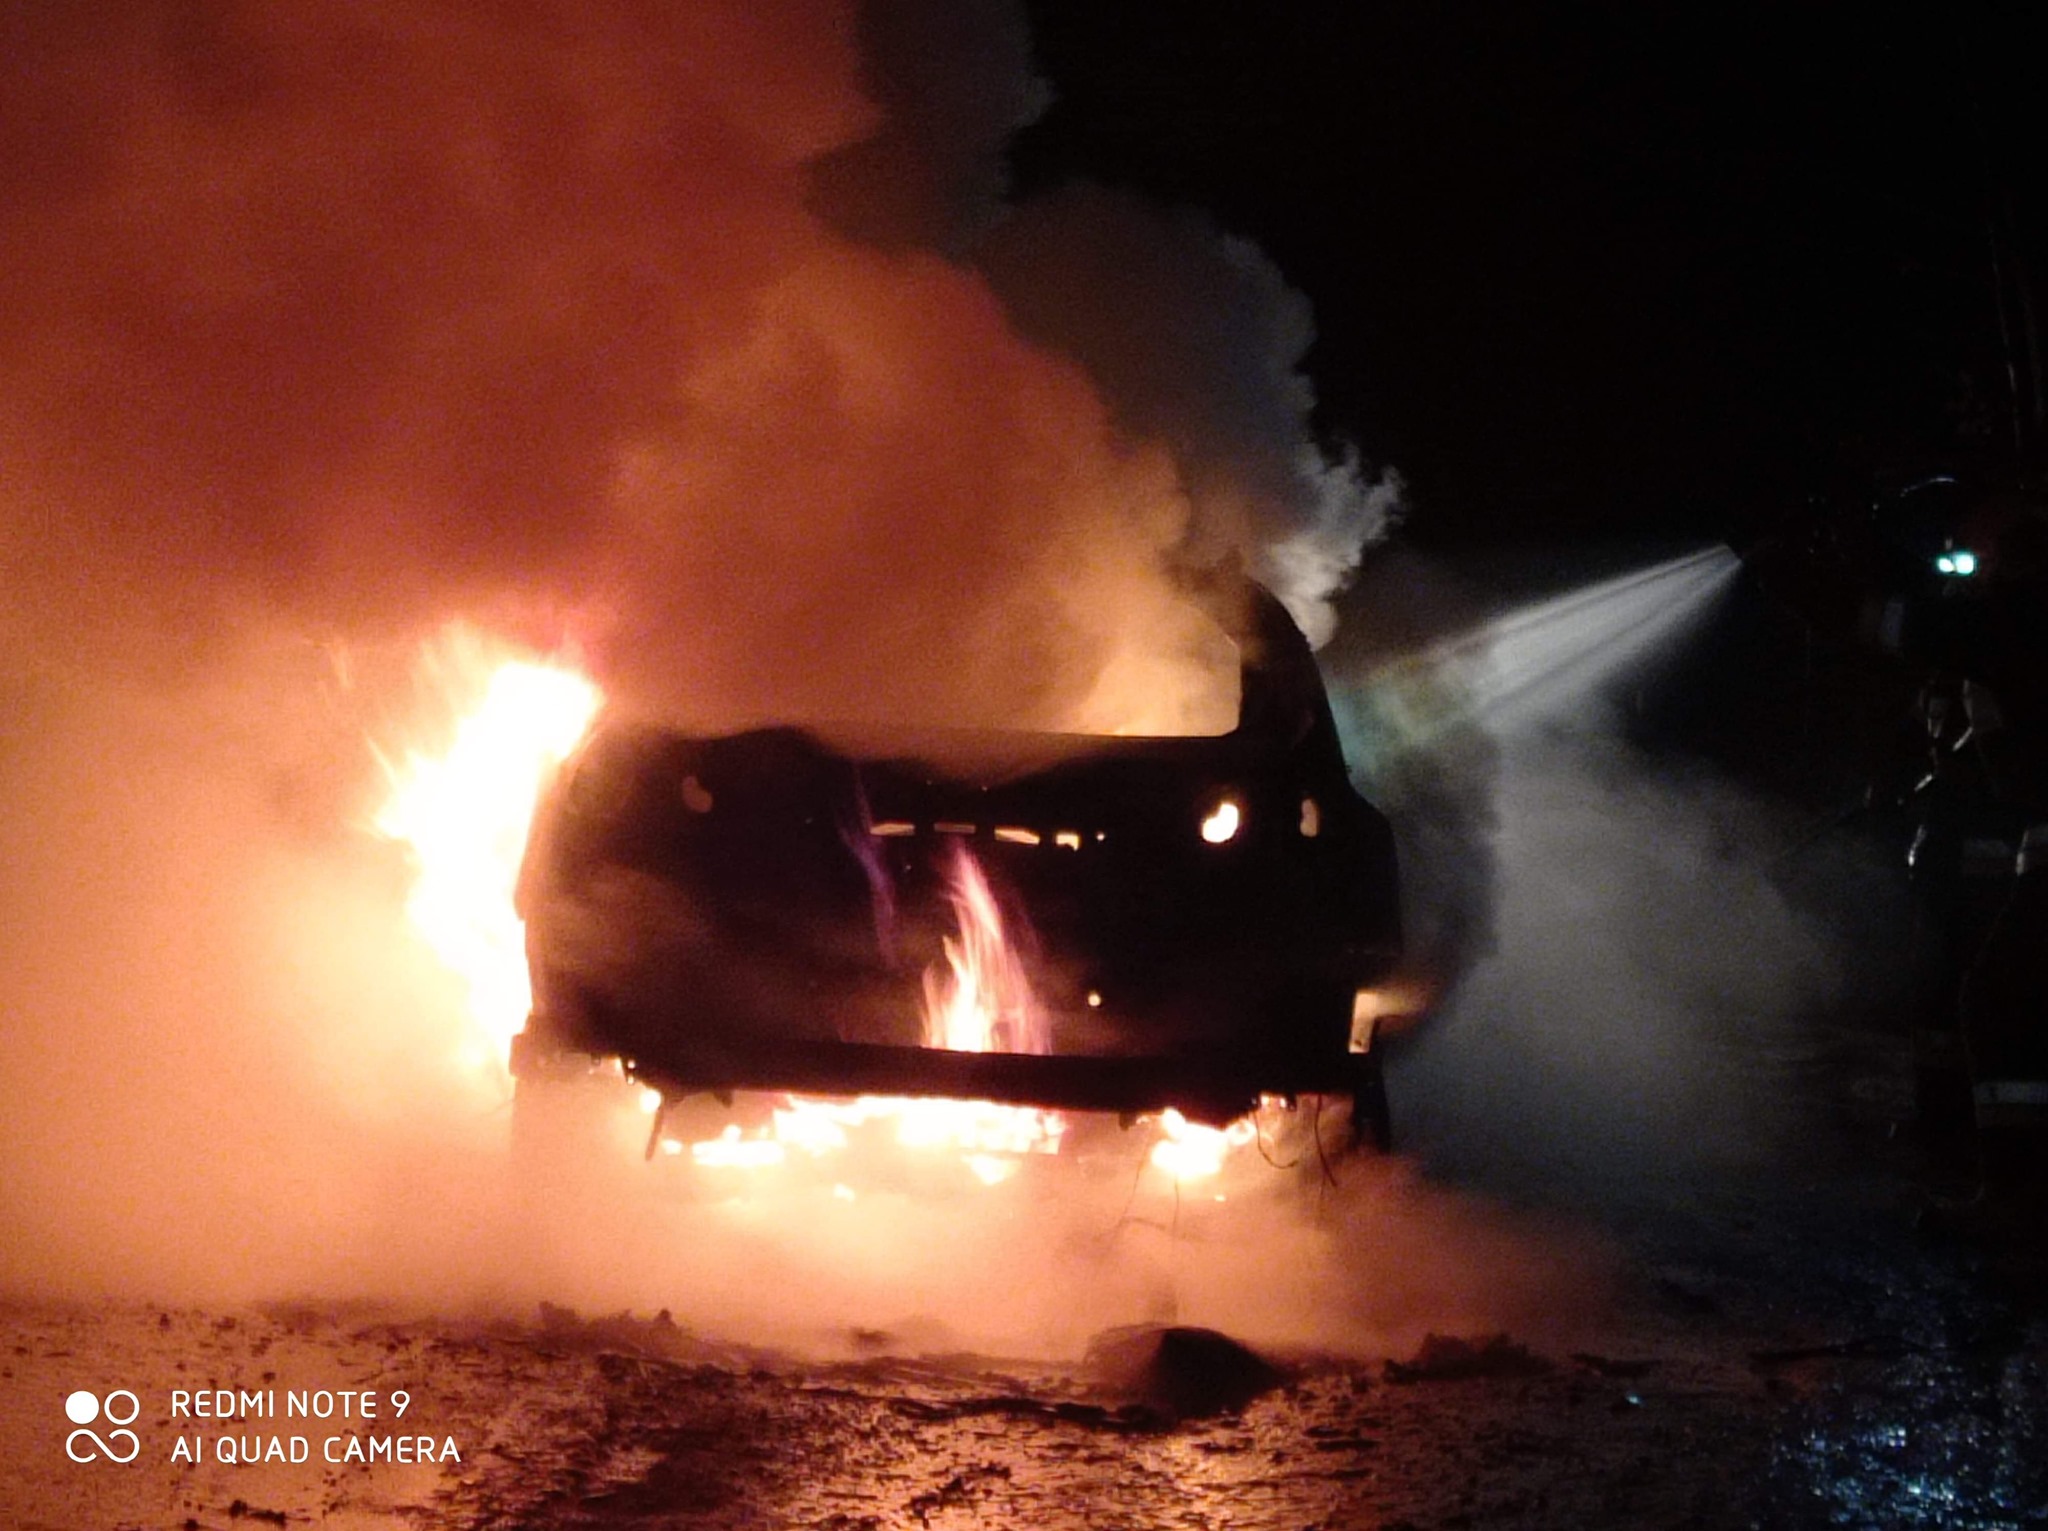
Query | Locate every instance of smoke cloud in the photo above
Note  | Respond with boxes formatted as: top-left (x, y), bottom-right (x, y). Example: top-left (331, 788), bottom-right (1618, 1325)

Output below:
top-left (1324, 549), bottom-right (1919, 1225)
top-left (979, 188), bottom-right (1404, 646)
top-left (0, 0), bottom-right (1384, 730)
top-left (0, 0), bottom-right (1434, 1350)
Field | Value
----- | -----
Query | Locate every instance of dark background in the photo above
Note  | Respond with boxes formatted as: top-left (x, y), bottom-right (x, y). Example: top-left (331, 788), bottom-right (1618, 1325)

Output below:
top-left (1014, 1), bottom-right (2048, 553)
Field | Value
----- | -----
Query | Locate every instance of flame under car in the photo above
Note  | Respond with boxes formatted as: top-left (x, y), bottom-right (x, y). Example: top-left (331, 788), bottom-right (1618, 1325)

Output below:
top-left (512, 580), bottom-right (1402, 1148)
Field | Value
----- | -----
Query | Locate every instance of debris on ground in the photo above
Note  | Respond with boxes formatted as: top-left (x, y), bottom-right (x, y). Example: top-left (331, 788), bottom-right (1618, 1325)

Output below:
top-left (1082, 1324), bottom-right (1287, 1419)
top-left (1383, 1332), bottom-right (1553, 1384)
top-left (1569, 1352), bottom-right (1662, 1379)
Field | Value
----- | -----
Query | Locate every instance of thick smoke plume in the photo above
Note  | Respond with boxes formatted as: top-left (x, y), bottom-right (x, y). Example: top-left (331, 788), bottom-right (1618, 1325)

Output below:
top-left (979, 188), bottom-right (1404, 646)
top-left (0, 0), bottom-right (1433, 1345)
top-left (0, 0), bottom-right (1390, 729)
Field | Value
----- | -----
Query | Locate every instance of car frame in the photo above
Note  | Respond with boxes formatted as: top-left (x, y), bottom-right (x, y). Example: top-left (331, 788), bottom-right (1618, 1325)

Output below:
top-left (512, 569), bottom-right (1402, 1146)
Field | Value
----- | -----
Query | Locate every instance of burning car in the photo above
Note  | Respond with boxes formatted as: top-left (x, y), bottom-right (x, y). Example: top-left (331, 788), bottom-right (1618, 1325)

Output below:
top-left (510, 569), bottom-right (1402, 1165)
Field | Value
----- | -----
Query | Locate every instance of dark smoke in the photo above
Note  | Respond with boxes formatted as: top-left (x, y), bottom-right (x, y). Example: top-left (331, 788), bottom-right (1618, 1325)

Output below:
top-left (808, 0), bottom-right (1049, 249)
top-left (811, 0), bottom-right (1404, 647)
top-left (979, 187), bottom-right (1404, 646)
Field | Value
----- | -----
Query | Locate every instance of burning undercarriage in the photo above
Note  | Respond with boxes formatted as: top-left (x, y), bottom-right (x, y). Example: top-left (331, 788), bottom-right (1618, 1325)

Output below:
top-left (510, 574), bottom-right (1403, 1170)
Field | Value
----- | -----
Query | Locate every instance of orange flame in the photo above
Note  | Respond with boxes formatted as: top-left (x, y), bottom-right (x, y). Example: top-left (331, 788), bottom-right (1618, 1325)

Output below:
top-left (900, 845), bottom-right (1064, 1157)
top-left (1148, 1109), bottom-right (1259, 1180)
top-left (373, 626), bottom-right (600, 1072)
top-left (696, 845), bottom-right (1066, 1173)
top-left (922, 843), bottom-right (1048, 1055)
top-left (376, 631), bottom-right (1251, 1183)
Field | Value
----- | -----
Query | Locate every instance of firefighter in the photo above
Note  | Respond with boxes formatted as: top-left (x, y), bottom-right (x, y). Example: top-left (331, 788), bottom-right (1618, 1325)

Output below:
top-left (1754, 472), bottom-right (2048, 1207)
top-left (1938, 497), bottom-right (2048, 1187)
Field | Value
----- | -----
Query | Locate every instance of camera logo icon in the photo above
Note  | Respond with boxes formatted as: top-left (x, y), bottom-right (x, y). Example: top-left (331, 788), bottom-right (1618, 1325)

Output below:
top-left (65, 1389), bottom-right (141, 1464)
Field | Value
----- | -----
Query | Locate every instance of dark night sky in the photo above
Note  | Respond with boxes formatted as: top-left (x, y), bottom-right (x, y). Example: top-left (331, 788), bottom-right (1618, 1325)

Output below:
top-left (1012, 1), bottom-right (2048, 550)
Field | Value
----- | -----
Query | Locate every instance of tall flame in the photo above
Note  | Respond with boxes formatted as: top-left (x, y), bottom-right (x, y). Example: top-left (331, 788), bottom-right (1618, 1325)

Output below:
top-left (922, 843), bottom-right (1048, 1055)
top-left (695, 845), bottom-right (1066, 1179)
top-left (888, 844), bottom-right (1064, 1170)
top-left (373, 626), bottom-right (600, 1070)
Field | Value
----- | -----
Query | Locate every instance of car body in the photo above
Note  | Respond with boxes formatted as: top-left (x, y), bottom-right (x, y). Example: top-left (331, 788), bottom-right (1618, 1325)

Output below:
top-left (513, 573), bottom-right (1401, 1133)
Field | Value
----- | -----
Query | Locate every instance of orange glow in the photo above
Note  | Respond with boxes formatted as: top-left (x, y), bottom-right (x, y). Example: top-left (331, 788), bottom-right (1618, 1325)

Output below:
top-left (376, 633), bottom-right (1254, 1183)
top-left (921, 844), bottom-right (1047, 1055)
top-left (1199, 798), bottom-right (1241, 844)
top-left (1148, 1108), bottom-right (1258, 1181)
top-left (690, 845), bottom-right (1067, 1173)
top-left (657, 847), bottom-right (1266, 1184)
top-left (373, 626), bottom-right (600, 1073)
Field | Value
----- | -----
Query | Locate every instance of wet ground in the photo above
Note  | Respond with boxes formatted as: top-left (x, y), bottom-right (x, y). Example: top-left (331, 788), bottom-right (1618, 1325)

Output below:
top-left (9, 571), bottom-right (2047, 1529)
top-left (8, 993), bottom-right (2045, 1531)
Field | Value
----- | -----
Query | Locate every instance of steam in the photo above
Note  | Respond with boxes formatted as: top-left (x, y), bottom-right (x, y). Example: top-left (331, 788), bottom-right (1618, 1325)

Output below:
top-left (1399, 735), bottom-right (1845, 1200)
top-left (491, 1132), bottom-right (1608, 1362)
top-left (1330, 548), bottom-right (1918, 1220)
